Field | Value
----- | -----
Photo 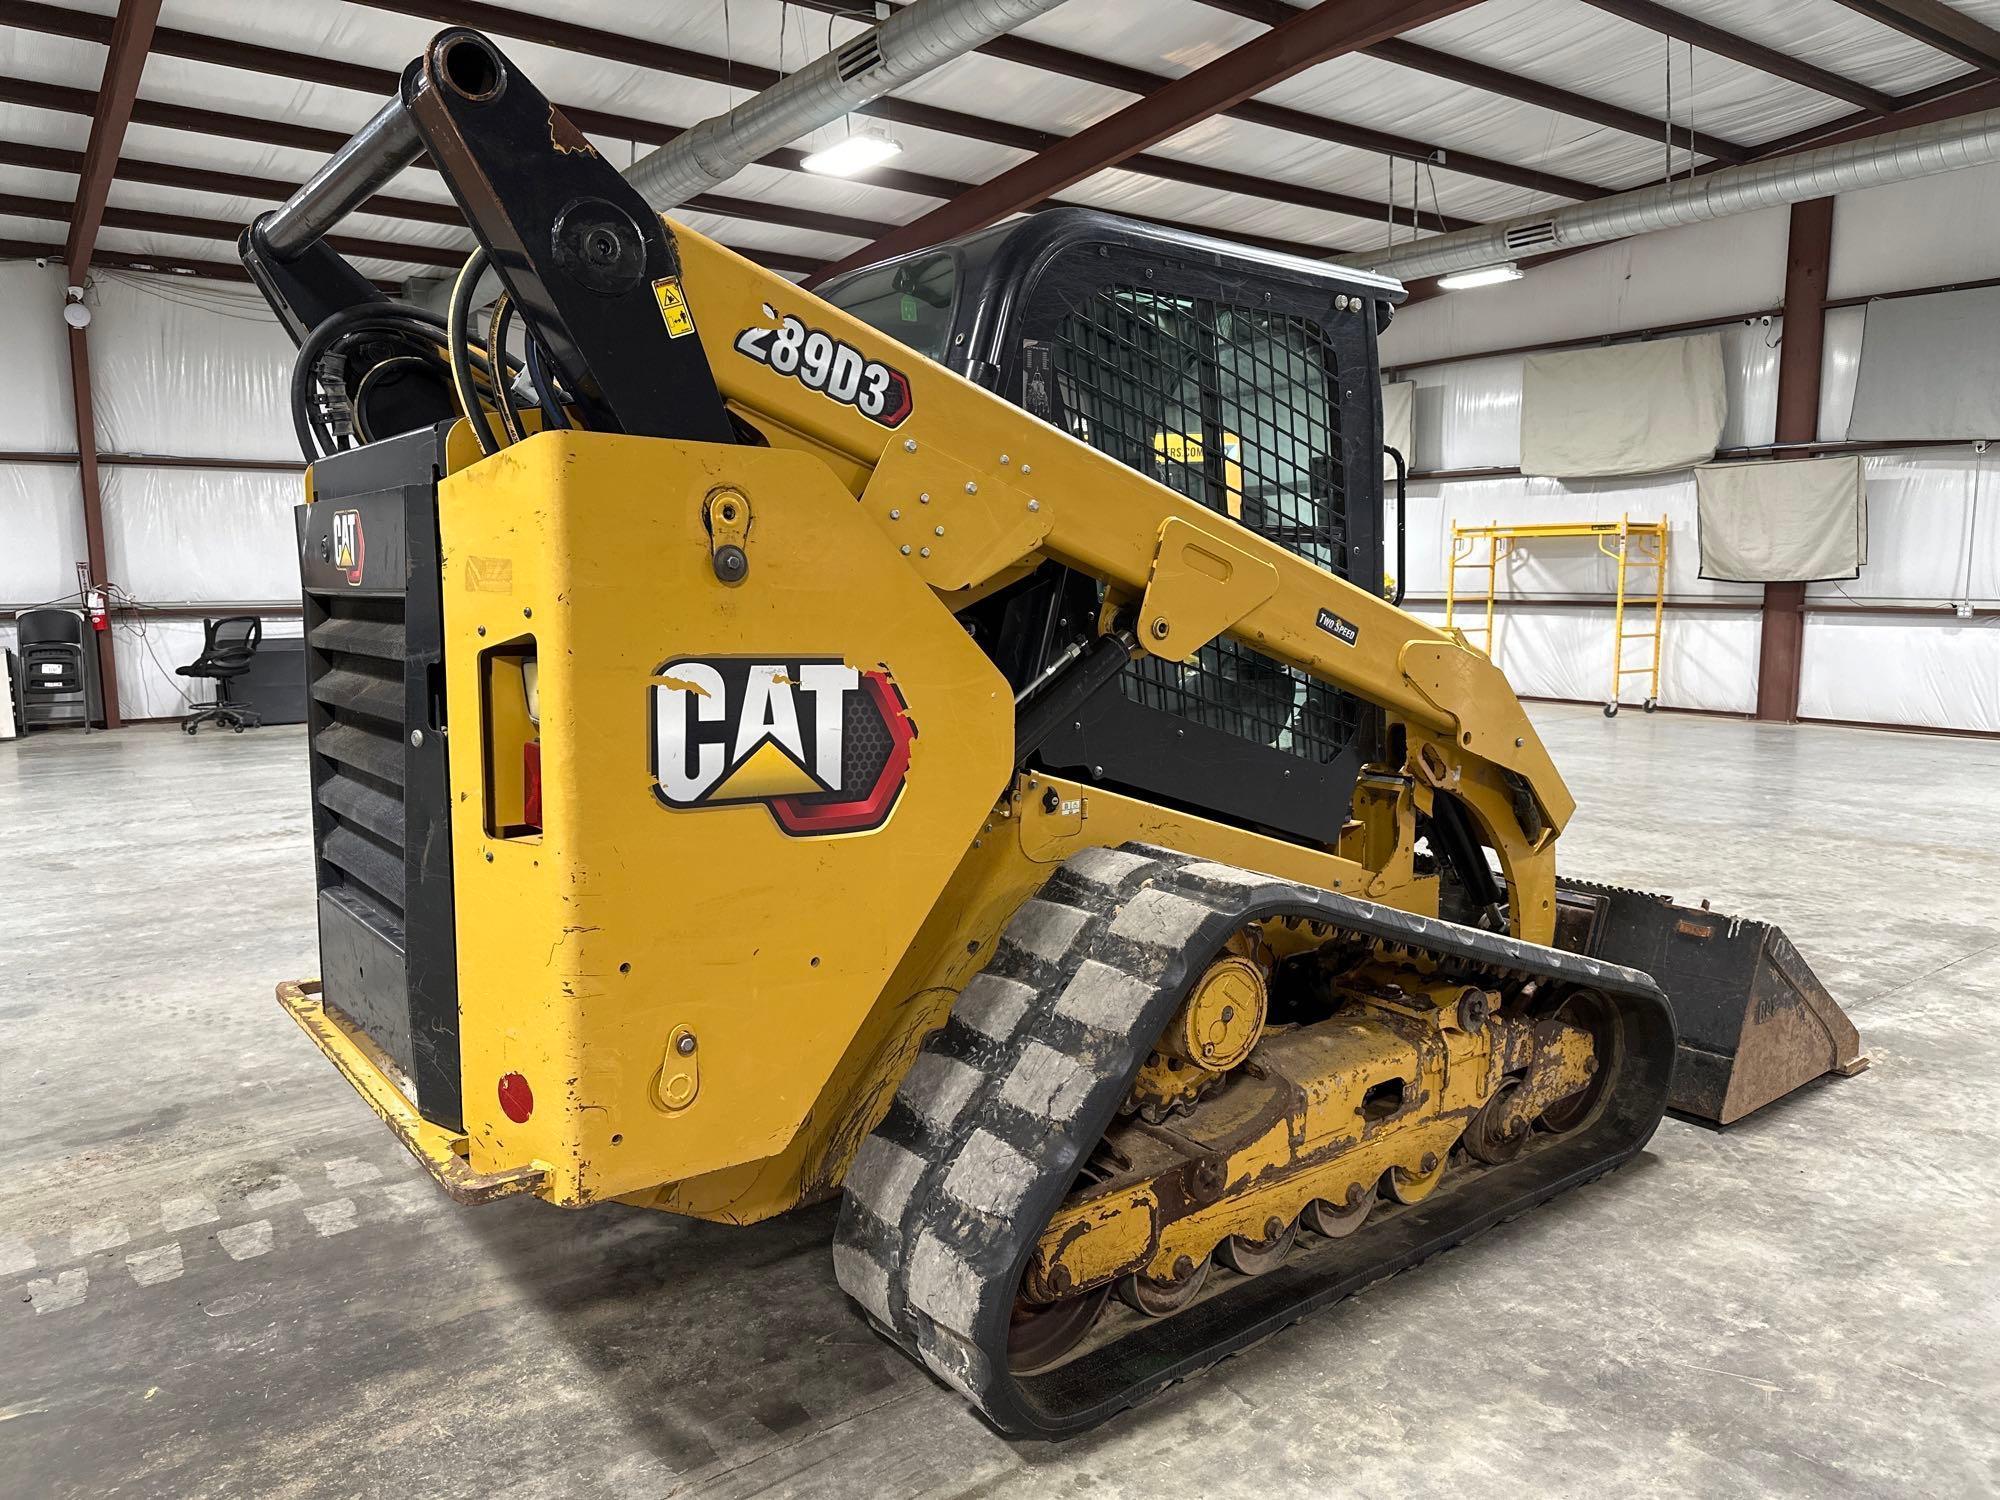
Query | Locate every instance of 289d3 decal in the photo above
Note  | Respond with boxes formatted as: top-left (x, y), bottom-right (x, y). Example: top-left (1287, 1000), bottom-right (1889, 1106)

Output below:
top-left (649, 657), bottom-right (915, 837)
top-left (734, 311), bottom-right (913, 428)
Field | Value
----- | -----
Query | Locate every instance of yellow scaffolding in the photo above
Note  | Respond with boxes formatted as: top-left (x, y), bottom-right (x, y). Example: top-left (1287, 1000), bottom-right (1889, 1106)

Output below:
top-left (1445, 516), bottom-right (1669, 717)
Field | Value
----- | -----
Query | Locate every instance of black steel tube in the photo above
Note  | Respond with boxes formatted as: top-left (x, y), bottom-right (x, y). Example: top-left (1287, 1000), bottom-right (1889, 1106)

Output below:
top-left (261, 93), bottom-right (422, 261)
top-left (1013, 632), bottom-right (1136, 768)
top-left (1385, 444), bottom-right (1407, 607)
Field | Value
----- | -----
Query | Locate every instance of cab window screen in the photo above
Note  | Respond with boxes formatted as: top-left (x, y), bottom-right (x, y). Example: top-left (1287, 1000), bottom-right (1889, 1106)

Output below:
top-left (821, 252), bottom-right (957, 361)
top-left (1051, 287), bottom-right (1344, 571)
top-left (1050, 284), bottom-right (1356, 763)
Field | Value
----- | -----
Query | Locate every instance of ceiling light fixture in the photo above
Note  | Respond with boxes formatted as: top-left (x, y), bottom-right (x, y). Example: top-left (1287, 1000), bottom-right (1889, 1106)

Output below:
top-left (801, 128), bottom-right (902, 178)
top-left (1435, 262), bottom-right (1523, 292)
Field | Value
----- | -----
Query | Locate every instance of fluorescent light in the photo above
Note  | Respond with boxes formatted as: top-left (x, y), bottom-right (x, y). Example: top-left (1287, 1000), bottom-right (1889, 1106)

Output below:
top-left (1436, 262), bottom-right (1523, 292)
top-left (801, 129), bottom-right (902, 177)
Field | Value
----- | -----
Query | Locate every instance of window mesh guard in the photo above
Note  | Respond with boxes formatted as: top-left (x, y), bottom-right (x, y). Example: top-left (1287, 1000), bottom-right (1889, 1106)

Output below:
top-left (1050, 284), bottom-right (1359, 761)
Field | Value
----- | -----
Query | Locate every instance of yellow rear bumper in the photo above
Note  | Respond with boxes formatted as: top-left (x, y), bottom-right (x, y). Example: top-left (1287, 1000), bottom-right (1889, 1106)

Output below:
top-left (275, 979), bottom-right (546, 1206)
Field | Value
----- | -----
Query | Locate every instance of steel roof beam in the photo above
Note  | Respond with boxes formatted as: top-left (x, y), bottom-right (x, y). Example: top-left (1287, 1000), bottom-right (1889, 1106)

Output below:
top-left (1828, 0), bottom-right (2000, 79)
top-left (1199, 0), bottom-right (1758, 162)
top-left (0, 137), bottom-right (890, 243)
top-left (3, 0), bottom-right (1424, 235)
top-left (344, 0), bottom-right (1470, 231)
top-left (1365, 36), bottom-right (1753, 162)
top-left (780, 0), bottom-right (1607, 200)
top-left (809, 0), bottom-right (1483, 284)
top-left (0, 190), bottom-right (830, 277)
top-left (0, 72), bottom-right (1366, 263)
top-left (61, 0), bottom-right (159, 280)
top-left (0, 234), bottom-right (338, 284)
top-left (0, 0), bottom-right (971, 200)
top-left (1732, 71), bottom-right (2000, 156)
top-left (1580, 0), bottom-right (1898, 114)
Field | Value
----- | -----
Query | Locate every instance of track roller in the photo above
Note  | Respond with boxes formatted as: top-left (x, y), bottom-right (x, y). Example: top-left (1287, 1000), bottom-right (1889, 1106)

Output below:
top-left (1216, 1217), bottom-right (1298, 1276)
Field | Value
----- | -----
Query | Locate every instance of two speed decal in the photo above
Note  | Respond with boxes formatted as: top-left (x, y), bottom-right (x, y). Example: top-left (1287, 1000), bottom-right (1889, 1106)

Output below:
top-left (734, 311), bottom-right (914, 428)
top-left (1315, 607), bottom-right (1360, 646)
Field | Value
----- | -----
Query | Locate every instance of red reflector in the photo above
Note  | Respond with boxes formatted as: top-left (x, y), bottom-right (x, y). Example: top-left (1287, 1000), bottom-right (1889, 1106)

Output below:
top-left (523, 739), bottom-right (542, 829)
top-left (498, 1072), bottom-right (533, 1123)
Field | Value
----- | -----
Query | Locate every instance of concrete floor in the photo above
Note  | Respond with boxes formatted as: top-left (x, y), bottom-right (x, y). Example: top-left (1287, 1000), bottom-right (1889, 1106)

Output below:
top-left (1, 706), bottom-right (1996, 1498)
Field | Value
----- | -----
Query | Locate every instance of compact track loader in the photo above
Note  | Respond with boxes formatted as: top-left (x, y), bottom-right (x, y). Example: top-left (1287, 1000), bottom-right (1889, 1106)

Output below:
top-left (244, 30), bottom-right (1865, 1437)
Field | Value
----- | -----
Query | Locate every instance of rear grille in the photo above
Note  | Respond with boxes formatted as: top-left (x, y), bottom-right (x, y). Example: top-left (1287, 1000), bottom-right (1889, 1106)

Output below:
top-left (307, 596), bottom-right (409, 925)
top-left (311, 663), bottom-right (403, 723)
top-left (297, 426), bottom-right (461, 1129)
top-left (316, 773), bottom-right (404, 847)
top-left (1050, 282), bottom-right (1361, 760)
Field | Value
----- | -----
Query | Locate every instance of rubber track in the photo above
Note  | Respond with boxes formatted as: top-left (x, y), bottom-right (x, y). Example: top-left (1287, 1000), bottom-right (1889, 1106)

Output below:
top-left (833, 842), bottom-right (1676, 1438)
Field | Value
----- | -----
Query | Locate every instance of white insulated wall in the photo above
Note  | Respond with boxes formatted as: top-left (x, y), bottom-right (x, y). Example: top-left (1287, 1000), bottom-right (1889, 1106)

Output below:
top-left (1380, 167), bottom-right (2000, 735)
top-left (0, 261), bottom-right (305, 718)
top-left (7, 160), bottom-right (2000, 730)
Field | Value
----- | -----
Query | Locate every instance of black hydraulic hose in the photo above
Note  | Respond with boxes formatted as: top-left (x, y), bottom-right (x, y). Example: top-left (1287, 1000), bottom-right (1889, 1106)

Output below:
top-left (290, 303), bottom-right (450, 460)
top-left (449, 247), bottom-right (499, 458)
top-left (1429, 789), bottom-right (1505, 926)
top-left (486, 294), bottom-right (525, 446)
top-left (349, 354), bottom-right (433, 446)
top-left (526, 335), bottom-right (572, 431)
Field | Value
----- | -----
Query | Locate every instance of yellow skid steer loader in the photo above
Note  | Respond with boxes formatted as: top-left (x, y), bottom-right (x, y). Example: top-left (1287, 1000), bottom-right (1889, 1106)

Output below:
top-left (243, 31), bottom-right (1864, 1437)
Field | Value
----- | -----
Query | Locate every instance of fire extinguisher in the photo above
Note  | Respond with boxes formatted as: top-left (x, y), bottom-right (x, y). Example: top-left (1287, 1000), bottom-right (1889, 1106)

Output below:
top-left (86, 587), bottom-right (109, 633)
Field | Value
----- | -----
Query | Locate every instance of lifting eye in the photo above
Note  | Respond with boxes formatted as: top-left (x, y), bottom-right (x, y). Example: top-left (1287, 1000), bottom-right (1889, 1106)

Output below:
top-left (440, 35), bottom-right (502, 101)
top-left (1361, 1078), bottom-right (1406, 1121)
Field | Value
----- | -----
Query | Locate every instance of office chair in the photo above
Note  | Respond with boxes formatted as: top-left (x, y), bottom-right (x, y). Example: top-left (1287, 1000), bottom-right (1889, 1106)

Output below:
top-left (177, 615), bottom-right (264, 734)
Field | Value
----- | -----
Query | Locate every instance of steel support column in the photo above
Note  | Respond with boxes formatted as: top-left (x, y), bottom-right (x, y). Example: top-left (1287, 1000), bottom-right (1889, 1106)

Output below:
top-left (59, 0), bottom-right (162, 728)
top-left (1755, 196), bottom-right (1836, 723)
top-left (64, 324), bottom-right (117, 727)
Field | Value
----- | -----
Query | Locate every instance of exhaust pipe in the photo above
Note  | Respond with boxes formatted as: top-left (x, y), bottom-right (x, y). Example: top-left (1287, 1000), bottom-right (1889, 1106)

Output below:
top-left (624, 0), bottom-right (1072, 212)
top-left (1372, 105), bottom-right (2000, 282)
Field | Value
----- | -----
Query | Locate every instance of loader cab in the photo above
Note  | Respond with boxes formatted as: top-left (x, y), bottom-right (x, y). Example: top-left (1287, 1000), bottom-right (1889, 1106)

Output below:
top-left (820, 208), bottom-right (1404, 847)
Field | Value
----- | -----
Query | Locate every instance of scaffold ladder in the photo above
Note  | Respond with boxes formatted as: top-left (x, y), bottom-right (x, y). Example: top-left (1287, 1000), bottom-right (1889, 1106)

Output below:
top-left (1444, 515), bottom-right (1670, 717)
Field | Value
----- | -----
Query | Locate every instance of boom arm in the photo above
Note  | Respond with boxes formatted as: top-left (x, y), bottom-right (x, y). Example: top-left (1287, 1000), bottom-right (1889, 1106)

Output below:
top-left (672, 230), bottom-right (1574, 934)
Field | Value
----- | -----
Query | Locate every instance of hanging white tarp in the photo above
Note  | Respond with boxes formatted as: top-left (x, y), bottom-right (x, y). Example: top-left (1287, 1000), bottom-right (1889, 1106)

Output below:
top-left (1519, 333), bottom-right (1728, 479)
top-left (100, 465), bottom-right (303, 603)
top-left (0, 462), bottom-right (85, 607)
top-left (1810, 452), bottom-right (1995, 605)
top-left (1408, 354), bottom-right (1522, 473)
top-left (1799, 613), bottom-right (2000, 733)
top-left (1696, 456), bottom-right (1867, 582)
top-left (0, 261), bottom-right (74, 451)
top-left (86, 273), bottom-right (300, 461)
top-left (1847, 287), bottom-right (2000, 441)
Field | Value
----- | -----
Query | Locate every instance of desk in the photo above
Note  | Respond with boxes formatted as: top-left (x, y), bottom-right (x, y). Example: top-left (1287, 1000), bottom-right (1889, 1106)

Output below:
top-left (237, 635), bottom-right (307, 725)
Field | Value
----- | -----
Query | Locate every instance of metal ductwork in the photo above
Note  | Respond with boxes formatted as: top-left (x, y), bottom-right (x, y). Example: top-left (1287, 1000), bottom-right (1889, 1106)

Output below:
top-left (625, 0), bottom-right (1070, 211)
top-left (1371, 107), bottom-right (2000, 283)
